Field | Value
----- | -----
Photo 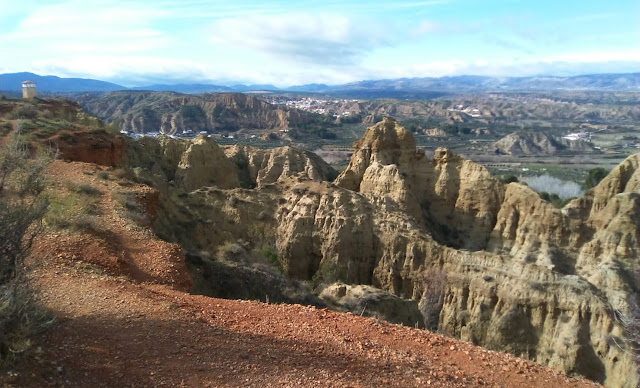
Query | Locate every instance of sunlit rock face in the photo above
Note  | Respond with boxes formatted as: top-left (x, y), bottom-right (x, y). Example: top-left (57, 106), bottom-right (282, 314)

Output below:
top-left (128, 118), bottom-right (640, 387)
top-left (279, 119), bottom-right (640, 387)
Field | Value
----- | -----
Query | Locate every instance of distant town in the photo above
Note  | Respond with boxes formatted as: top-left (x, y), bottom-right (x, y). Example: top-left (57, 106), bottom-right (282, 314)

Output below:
top-left (265, 96), bottom-right (360, 118)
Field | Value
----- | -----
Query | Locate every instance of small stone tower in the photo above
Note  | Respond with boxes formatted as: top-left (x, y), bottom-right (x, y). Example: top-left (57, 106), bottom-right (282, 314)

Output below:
top-left (22, 81), bottom-right (37, 99)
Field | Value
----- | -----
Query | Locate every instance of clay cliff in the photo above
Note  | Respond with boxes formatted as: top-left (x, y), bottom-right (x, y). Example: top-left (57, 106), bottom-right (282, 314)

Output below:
top-left (125, 119), bottom-right (639, 387)
top-left (78, 92), bottom-right (318, 134)
top-left (126, 135), bottom-right (336, 191)
top-left (493, 131), bottom-right (598, 156)
top-left (224, 144), bottom-right (338, 188)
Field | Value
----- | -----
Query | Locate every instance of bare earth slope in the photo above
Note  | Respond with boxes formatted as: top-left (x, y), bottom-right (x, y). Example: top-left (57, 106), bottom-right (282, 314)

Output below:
top-left (1, 161), bottom-right (597, 388)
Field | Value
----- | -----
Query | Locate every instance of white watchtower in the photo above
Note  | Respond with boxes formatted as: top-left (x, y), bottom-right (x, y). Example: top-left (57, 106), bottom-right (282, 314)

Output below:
top-left (22, 81), bottom-right (37, 99)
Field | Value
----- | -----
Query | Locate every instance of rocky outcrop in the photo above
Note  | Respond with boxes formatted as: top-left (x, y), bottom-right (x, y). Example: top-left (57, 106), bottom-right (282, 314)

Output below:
top-left (319, 283), bottom-right (424, 327)
top-left (174, 137), bottom-right (240, 191)
top-left (566, 154), bottom-right (640, 221)
top-left (125, 135), bottom-right (240, 191)
top-left (126, 135), bottom-right (337, 192)
top-left (224, 145), bottom-right (337, 188)
top-left (336, 117), bottom-right (505, 250)
top-left (493, 131), bottom-right (598, 156)
top-left (272, 119), bottom-right (639, 386)
top-left (56, 131), bottom-right (125, 167)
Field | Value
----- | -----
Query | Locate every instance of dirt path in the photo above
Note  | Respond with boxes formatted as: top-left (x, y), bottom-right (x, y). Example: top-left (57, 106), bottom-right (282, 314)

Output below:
top-left (1, 161), bottom-right (600, 387)
top-left (6, 262), bottom-right (600, 388)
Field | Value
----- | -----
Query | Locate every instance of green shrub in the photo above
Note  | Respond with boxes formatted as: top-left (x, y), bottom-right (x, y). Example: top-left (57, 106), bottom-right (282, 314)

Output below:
top-left (114, 191), bottom-right (149, 227)
top-left (0, 122), bottom-right (12, 136)
top-left (311, 260), bottom-right (341, 289)
top-left (539, 191), bottom-right (574, 208)
top-left (7, 105), bottom-right (37, 120)
top-left (45, 183), bottom-right (101, 230)
top-left (501, 175), bottom-right (519, 184)
top-left (585, 167), bottom-right (608, 189)
top-left (71, 214), bottom-right (99, 232)
top-left (259, 245), bottom-right (283, 273)
top-left (0, 132), bottom-right (53, 364)
top-left (71, 183), bottom-right (102, 197)
top-left (112, 168), bottom-right (135, 182)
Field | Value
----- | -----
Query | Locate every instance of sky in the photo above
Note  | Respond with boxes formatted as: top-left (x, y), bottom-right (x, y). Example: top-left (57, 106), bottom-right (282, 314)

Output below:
top-left (0, 0), bottom-right (639, 87)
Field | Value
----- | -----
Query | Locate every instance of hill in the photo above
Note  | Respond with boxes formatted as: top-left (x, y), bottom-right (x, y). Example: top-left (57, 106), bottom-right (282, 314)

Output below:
top-left (0, 72), bottom-right (125, 92)
top-left (77, 91), bottom-right (323, 135)
top-left (493, 131), bottom-right (599, 156)
top-left (0, 99), bottom-right (638, 386)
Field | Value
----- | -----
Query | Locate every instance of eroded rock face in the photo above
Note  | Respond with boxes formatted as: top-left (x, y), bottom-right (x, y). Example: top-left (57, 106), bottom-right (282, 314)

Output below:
top-left (274, 119), bottom-right (639, 386)
top-left (80, 91), bottom-right (315, 134)
top-left (57, 131), bottom-right (125, 167)
top-left (320, 283), bottom-right (424, 327)
top-left (126, 136), bottom-right (336, 191)
top-left (336, 117), bottom-right (505, 250)
top-left (224, 145), bottom-right (337, 188)
top-left (127, 119), bottom-right (639, 387)
top-left (174, 137), bottom-right (240, 191)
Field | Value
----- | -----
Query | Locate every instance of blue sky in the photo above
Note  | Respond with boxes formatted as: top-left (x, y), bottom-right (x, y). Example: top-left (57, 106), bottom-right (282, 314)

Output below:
top-left (0, 0), bottom-right (638, 86)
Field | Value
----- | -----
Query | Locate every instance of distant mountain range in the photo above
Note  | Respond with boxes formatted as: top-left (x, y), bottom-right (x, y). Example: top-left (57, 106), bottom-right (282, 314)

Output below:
top-left (329, 73), bottom-right (640, 93)
top-left (0, 72), bottom-right (123, 92)
top-left (1, 71), bottom-right (638, 96)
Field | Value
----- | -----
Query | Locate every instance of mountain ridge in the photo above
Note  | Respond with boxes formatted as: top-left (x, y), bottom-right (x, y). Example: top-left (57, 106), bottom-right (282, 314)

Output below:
top-left (1, 72), bottom-right (638, 94)
top-left (0, 72), bottom-right (125, 92)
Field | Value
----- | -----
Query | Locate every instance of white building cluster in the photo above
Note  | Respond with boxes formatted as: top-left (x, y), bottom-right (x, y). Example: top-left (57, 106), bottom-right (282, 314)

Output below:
top-left (446, 105), bottom-right (483, 118)
top-left (267, 96), bottom-right (358, 117)
top-left (562, 131), bottom-right (591, 141)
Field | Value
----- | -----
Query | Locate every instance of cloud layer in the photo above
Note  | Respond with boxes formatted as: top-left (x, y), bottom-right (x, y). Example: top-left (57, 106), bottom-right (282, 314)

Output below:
top-left (207, 12), bottom-right (393, 66)
top-left (0, 0), bottom-right (637, 86)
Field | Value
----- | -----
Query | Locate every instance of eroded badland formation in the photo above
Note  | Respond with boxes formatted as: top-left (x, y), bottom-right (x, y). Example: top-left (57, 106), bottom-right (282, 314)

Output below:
top-left (1, 98), bottom-right (639, 387)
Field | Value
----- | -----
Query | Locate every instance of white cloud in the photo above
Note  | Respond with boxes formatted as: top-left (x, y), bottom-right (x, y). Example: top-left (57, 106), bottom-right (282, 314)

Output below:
top-left (540, 50), bottom-right (640, 64)
top-left (410, 19), bottom-right (481, 38)
top-left (411, 20), bottom-right (441, 35)
top-left (30, 55), bottom-right (210, 84)
top-left (15, 50), bottom-right (640, 88)
top-left (0, 0), bottom-right (40, 19)
top-left (207, 12), bottom-right (393, 66)
top-left (361, 52), bottom-right (640, 80)
top-left (384, 1), bottom-right (452, 8)
top-left (0, 1), bottom-right (637, 87)
top-left (3, 1), bottom-right (170, 55)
